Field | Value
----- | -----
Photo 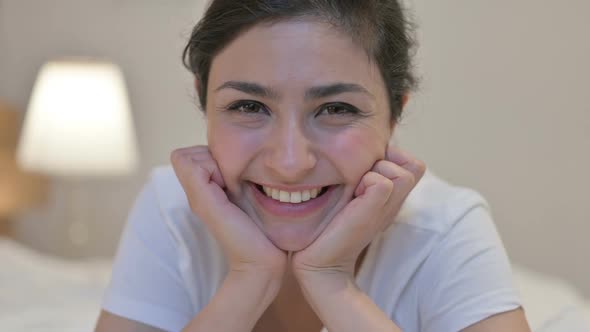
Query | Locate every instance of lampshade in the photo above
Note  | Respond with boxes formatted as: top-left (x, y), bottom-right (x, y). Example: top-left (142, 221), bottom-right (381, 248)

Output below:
top-left (17, 59), bottom-right (139, 177)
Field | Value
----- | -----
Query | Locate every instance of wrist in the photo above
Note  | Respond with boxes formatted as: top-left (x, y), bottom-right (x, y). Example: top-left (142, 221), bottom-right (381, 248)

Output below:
top-left (295, 268), bottom-right (356, 297)
top-left (226, 268), bottom-right (284, 300)
top-left (294, 274), bottom-right (400, 332)
top-left (291, 251), bottom-right (356, 283)
top-left (183, 267), bottom-right (283, 331)
top-left (230, 259), bottom-right (286, 285)
top-left (292, 260), bottom-right (354, 286)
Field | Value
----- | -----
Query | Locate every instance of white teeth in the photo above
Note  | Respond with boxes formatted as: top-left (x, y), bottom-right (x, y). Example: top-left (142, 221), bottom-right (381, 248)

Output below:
top-left (290, 191), bottom-right (302, 203)
top-left (301, 190), bottom-right (311, 202)
top-left (279, 190), bottom-right (290, 203)
top-left (311, 188), bottom-right (318, 198)
top-left (260, 185), bottom-right (326, 204)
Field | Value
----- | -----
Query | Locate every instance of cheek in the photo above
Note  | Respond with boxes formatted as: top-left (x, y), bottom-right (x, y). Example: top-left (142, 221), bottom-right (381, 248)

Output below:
top-left (322, 129), bottom-right (387, 179)
top-left (208, 122), bottom-right (262, 188)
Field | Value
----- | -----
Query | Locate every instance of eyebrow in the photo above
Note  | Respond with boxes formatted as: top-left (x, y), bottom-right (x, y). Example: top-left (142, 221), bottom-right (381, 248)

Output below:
top-left (214, 80), bottom-right (374, 101)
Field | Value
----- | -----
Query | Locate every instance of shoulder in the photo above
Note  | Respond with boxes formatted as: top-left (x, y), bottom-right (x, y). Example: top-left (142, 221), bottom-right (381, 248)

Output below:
top-left (366, 168), bottom-right (499, 290)
top-left (117, 165), bottom-right (201, 251)
top-left (102, 166), bottom-right (213, 331)
top-left (130, 165), bottom-right (227, 291)
top-left (364, 170), bottom-right (519, 331)
top-left (392, 168), bottom-right (491, 236)
top-left (148, 165), bottom-right (191, 211)
top-left (142, 164), bottom-right (217, 245)
top-left (129, 164), bottom-right (197, 234)
top-left (131, 165), bottom-right (220, 268)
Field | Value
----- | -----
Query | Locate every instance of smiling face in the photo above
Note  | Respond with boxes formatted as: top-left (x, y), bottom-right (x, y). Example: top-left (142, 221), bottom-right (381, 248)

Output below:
top-left (205, 19), bottom-right (394, 251)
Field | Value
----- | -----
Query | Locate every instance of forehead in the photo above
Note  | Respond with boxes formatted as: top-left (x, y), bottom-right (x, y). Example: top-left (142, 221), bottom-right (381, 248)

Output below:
top-left (208, 19), bottom-right (386, 100)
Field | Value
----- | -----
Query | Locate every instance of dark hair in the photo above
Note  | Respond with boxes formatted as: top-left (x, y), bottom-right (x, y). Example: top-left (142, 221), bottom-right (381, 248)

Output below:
top-left (182, 0), bottom-right (418, 123)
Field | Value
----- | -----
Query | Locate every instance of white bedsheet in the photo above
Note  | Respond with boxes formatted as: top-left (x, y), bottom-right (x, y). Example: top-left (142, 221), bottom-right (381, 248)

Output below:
top-left (0, 238), bottom-right (111, 332)
top-left (1, 237), bottom-right (588, 331)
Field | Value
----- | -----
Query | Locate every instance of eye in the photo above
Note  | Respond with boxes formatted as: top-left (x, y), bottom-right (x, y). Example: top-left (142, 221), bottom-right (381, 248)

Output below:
top-left (316, 103), bottom-right (361, 117)
top-left (226, 100), bottom-right (269, 115)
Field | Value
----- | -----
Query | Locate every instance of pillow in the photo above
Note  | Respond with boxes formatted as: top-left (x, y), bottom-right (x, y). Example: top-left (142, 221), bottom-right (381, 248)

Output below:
top-left (0, 237), bottom-right (111, 332)
top-left (535, 306), bottom-right (589, 332)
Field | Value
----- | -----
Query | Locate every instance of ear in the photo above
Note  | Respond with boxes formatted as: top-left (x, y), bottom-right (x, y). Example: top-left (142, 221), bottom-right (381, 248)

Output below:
top-left (401, 94), bottom-right (410, 109)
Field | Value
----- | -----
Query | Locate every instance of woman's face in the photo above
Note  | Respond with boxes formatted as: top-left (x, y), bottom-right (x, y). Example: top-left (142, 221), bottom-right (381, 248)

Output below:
top-left (206, 20), bottom-right (394, 251)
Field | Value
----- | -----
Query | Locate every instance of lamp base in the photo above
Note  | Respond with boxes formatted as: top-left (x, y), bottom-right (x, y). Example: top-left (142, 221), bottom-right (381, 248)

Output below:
top-left (0, 218), bottom-right (13, 237)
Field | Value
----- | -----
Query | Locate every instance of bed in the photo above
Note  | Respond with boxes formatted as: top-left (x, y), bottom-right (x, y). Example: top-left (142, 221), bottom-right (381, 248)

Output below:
top-left (1, 237), bottom-right (588, 331)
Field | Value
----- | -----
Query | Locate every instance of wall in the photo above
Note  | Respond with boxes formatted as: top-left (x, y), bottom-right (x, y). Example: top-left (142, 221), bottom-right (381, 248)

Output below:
top-left (399, 0), bottom-right (590, 296)
top-left (0, 0), bottom-right (207, 256)
top-left (0, 1), bottom-right (588, 295)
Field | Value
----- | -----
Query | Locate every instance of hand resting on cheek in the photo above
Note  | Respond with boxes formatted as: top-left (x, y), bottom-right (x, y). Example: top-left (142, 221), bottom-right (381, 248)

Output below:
top-left (291, 144), bottom-right (426, 280)
top-left (171, 144), bottom-right (426, 283)
top-left (171, 146), bottom-right (288, 277)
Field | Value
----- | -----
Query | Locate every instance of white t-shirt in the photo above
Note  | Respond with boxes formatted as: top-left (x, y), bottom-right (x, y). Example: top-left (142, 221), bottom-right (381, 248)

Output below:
top-left (101, 166), bottom-right (522, 332)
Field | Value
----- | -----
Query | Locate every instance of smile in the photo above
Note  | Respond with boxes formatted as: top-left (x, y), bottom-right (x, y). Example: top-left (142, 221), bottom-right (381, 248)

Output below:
top-left (257, 184), bottom-right (329, 204)
top-left (249, 182), bottom-right (337, 218)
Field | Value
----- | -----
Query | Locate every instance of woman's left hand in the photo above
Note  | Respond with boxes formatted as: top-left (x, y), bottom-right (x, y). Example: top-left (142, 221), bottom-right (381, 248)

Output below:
top-left (291, 145), bottom-right (426, 281)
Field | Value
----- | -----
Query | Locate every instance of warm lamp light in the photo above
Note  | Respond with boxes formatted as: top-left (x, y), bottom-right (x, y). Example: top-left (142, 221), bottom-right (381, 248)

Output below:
top-left (17, 59), bottom-right (139, 177)
top-left (14, 58), bottom-right (139, 250)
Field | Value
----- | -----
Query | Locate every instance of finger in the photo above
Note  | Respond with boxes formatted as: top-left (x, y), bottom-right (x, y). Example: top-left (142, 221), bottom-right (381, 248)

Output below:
top-left (354, 170), bottom-right (393, 197)
top-left (170, 152), bottom-right (227, 214)
top-left (385, 145), bottom-right (427, 183)
top-left (171, 147), bottom-right (226, 188)
top-left (170, 146), bottom-right (210, 165)
top-left (171, 148), bottom-right (284, 269)
top-left (171, 145), bottom-right (209, 154)
top-left (372, 159), bottom-right (416, 193)
top-left (370, 160), bottom-right (416, 232)
top-left (345, 171), bottom-right (393, 219)
top-left (171, 151), bottom-right (250, 245)
top-left (331, 171), bottom-right (393, 232)
top-left (191, 158), bottom-right (226, 189)
top-left (306, 171), bottom-right (393, 265)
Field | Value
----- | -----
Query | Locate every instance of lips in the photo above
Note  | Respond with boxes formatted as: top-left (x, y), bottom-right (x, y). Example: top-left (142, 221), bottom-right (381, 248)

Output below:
top-left (248, 181), bottom-right (337, 218)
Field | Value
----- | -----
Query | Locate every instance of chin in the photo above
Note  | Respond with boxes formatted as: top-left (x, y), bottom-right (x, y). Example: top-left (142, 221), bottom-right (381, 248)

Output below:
top-left (264, 224), bottom-right (322, 252)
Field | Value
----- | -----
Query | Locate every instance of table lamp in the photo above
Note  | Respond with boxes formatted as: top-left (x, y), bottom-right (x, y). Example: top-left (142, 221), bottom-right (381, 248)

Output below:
top-left (16, 58), bottom-right (139, 248)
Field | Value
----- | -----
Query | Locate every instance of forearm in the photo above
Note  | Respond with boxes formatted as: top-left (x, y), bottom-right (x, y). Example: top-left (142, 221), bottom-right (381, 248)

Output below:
top-left (298, 273), bottom-right (401, 332)
top-left (182, 270), bottom-right (281, 332)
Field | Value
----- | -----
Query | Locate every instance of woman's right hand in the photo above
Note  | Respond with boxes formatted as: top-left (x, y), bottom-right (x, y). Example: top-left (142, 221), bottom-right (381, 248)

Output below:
top-left (171, 146), bottom-right (287, 278)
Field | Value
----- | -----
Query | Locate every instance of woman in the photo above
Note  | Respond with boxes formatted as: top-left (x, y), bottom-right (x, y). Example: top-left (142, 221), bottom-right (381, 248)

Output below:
top-left (96, 0), bottom-right (531, 331)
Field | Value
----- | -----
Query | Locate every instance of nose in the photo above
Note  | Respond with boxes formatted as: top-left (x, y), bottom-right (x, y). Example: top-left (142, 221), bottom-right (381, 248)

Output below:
top-left (264, 118), bottom-right (317, 182)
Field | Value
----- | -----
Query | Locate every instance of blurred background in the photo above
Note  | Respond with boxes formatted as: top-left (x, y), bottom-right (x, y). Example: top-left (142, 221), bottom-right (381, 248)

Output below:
top-left (1, 0), bottom-right (588, 330)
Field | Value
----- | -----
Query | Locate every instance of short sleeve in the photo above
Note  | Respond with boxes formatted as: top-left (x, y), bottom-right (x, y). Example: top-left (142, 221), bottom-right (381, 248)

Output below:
top-left (101, 177), bottom-right (193, 332)
top-left (417, 199), bottom-right (522, 332)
